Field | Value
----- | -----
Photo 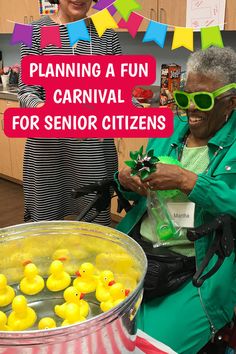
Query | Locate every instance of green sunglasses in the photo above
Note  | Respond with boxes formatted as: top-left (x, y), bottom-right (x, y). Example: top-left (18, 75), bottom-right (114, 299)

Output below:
top-left (174, 83), bottom-right (236, 111)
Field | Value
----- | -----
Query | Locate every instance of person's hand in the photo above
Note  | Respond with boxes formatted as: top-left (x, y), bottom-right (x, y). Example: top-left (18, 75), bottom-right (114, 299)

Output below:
top-left (118, 167), bottom-right (147, 196)
top-left (36, 102), bottom-right (44, 108)
top-left (143, 163), bottom-right (198, 195)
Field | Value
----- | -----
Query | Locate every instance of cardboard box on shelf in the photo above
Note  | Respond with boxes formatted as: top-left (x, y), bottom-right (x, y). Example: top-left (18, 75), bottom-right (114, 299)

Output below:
top-left (160, 64), bottom-right (181, 108)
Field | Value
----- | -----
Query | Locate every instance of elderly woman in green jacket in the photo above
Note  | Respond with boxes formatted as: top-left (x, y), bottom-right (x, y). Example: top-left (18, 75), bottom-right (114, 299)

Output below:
top-left (116, 46), bottom-right (236, 354)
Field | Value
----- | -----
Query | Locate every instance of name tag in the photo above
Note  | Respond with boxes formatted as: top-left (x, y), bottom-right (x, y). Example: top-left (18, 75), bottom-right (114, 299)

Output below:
top-left (167, 202), bottom-right (195, 228)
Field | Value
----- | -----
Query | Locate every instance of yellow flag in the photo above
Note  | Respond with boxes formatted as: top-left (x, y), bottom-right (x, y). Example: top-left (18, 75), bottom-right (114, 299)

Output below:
top-left (172, 27), bottom-right (194, 51)
top-left (91, 9), bottom-right (118, 37)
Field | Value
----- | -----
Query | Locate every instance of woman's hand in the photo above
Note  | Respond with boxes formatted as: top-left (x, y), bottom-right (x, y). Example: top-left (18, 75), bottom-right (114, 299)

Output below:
top-left (36, 102), bottom-right (44, 108)
top-left (143, 163), bottom-right (198, 195)
top-left (118, 167), bottom-right (147, 196)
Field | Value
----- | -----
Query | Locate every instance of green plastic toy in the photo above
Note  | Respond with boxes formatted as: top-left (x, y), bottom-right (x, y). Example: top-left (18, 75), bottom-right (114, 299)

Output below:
top-left (125, 147), bottom-right (182, 198)
top-left (157, 156), bottom-right (182, 199)
top-left (125, 147), bottom-right (182, 242)
top-left (151, 204), bottom-right (176, 241)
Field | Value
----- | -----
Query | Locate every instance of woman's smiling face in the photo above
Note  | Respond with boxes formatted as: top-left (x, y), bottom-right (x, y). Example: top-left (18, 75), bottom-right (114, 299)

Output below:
top-left (59, 0), bottom-right (93, 20)
top-left (185, 73), bottom-right (233, 140)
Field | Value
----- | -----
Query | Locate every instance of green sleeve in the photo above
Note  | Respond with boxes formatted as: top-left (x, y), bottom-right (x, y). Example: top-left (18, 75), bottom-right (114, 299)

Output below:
top-left (189, 174), bottom-right (236, 218)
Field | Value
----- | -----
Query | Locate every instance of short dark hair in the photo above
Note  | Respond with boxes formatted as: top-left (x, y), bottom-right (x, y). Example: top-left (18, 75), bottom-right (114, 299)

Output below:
top-left (47, 0), bottom-right (98, 4)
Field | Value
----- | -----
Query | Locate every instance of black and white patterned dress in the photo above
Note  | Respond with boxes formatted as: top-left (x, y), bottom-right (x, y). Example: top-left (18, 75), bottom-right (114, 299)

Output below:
top-left (18, 16), bottom-right (121, 225)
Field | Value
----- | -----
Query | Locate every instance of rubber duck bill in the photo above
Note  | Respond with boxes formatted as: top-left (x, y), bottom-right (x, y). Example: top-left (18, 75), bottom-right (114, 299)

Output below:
top-left (108, 280), bottom-right (116, 286)
top-left (125, 289), bottom-right (130, 296)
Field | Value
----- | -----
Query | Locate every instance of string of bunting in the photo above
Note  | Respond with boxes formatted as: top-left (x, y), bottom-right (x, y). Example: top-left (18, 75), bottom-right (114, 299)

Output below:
top-left (10, 0), bottom-right (224, 51)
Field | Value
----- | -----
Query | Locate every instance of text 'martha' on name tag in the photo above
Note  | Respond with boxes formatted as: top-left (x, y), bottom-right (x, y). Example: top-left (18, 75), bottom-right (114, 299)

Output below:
top-left (167, 202), bottom-right (195, 228)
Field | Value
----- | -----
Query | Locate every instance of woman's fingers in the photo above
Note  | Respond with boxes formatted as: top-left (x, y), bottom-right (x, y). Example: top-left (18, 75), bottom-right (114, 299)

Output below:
top-left (118, 167), bottom-right (147, 195)
top-left (143, 164), bottom-right (197, 193)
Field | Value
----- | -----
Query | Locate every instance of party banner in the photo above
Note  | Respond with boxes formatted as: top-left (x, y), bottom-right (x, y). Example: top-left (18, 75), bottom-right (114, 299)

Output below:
top-left (118, 13), bottom-right (143, 38)
top-left (40, 26), bottom-right (62, 49)
top-left (11, 24), bottom-right (33, 47)
top-left (9, 0), bottom-right (225, 51)
top-left (91, 9), bottom-right (118, 37)
top-left (142, 21), bottom-right (168, 48)
top-left (172, 27), bottom-right (194, 51)
top-left (201, 26), bottom-right (224, 49)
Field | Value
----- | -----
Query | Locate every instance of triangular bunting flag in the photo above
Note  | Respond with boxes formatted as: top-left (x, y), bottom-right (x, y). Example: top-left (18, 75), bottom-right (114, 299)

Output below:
top-left (11, 23), bottom-right (33, 47)
top-left (118, 13), bottom-right (143, 38)
top-left (201, 26), bottom-right (224, 50)
top-left (114, 0), bottom-right (142, 21)
top-left (92, 0), bottom-right (116, 15)
top-left (93, 0), bottom-right (114, 10)
top-left (40, 26), bottom-right (62, 48)
top-left (172, 27), bottom-right (194, 51)
top-left (67, 20), bottom-right (90, 46)
top-left (143, 21), bottom-right (167, 48)
top-left (108, 5), bottom-right (117, 16)
top-left (91, 9), bottom-right (118, 37)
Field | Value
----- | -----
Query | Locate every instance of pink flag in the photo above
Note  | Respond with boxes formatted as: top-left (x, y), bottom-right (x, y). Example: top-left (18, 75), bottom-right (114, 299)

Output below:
top-left (40, 26), bottom-right (62, 49)
top-left (118, 13), bottom-right (143, 38)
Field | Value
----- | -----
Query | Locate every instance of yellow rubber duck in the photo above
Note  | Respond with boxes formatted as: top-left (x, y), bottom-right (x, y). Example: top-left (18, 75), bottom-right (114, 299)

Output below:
top-left (38, 317), bottom-right (57, 330)
top-left (96, 252), bottom-right (135, 273)
top-left (115, 274), bottom-right (137, 291)
top-left (20, 263), bottom-right (45, 296)
top-left (8, 295), bottom-right (37, 331)
top-left (46, 260), bottom-right (71, 292)
top-left (53, 249), bottom-right (70, 262)
top-left (61, 303), bottom-right (85, 326)
top-left (0, 274), bottom-right (15, 307)
top-left (0, 311), bottom-right (10, 331)
top-left (52, 249), bottom-right (79, 275)
top-left (55, 286), bottom-right (89, 319)
top-left (100, 283), bottom-right (130, 312)
top-left (73, 263), bottom-right (98, 294)
top-left (95, 270), bottom-right (116, 303)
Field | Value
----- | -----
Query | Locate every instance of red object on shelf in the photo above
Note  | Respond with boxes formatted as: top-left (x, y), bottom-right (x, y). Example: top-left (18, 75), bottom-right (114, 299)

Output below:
top-left (133, 87), bottom-right (154, 103)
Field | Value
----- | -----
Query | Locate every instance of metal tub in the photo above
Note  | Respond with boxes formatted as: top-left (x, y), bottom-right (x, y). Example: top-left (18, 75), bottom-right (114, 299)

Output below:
top-left (0, 221), bottom-right (147, 353)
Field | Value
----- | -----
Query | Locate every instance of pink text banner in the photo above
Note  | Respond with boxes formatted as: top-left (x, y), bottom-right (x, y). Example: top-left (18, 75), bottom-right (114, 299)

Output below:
top-left (4, 55), bottom-right (174, 138)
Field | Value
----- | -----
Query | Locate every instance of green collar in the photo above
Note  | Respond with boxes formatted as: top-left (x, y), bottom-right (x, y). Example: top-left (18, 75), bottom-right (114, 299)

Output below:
top-left (209, 109), bottom-right (236, 148)
top-left (170, 110), bottom-right (236, 149)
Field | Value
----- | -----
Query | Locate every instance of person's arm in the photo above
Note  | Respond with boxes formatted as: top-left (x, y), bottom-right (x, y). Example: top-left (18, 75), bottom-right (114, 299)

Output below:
top-left (112, 31), bottom-right (122, 55)
top-left (142, 162), bottom-right (236, 218)
top-left (18, 26), bottom-right (44, 108)
top-left (189, 173), bottom-right (236, 218)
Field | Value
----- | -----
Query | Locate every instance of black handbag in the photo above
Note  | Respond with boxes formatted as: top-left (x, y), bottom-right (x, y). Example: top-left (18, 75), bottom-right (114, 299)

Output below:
top-left (144, 248), bottom-right (195, 299)
top-left (131, 214), bottom-right (235, 300)
top-left (130, 223), bottom-right (195, 299)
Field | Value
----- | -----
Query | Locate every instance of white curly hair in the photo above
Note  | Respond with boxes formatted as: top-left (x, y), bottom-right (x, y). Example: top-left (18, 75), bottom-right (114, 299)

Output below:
top-left (186, 47), bottom-right (236, 85)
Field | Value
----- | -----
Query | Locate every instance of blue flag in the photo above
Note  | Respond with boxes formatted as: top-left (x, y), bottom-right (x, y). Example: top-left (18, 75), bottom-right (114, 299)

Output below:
top-left (67, 20), bottom-right (90, 46)
top-left (143, 21), bottom-right (167, 48)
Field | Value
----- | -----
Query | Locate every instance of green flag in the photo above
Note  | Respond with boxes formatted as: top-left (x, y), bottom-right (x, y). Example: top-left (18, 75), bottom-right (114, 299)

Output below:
top-left (114, 0), bottom-right (142, 21)
top-left (201, 26), bottom-right (224, 50)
